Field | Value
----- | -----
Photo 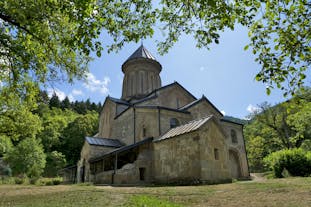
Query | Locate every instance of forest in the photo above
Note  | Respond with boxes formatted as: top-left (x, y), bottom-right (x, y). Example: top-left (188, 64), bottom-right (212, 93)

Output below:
top-left (0, 89), bottom-right (101, 177)
top-left (244, 87), bottom-right (311, 177)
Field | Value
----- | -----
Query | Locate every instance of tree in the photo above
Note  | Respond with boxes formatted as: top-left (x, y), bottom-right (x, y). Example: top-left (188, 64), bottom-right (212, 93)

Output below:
top-left (153, 0), bottom-right (310, 95)
top-left (61, 96), bottom-right (71, 110)
top-left (44, 151), bottom-right (66, 177)
top-left (49, 93), bottom-right (61, 109)
top-left (61, 112), bottom-right (98, 165)
top-left (0, 0), bottom-right (155, 92)
top-left (37, 107), bottom-right (78, 152)
top-left (244, 88), bottom-right (311, 171)
top-left (0, 135), bottom-right (12, 157)
top-left (4, 137), bottom-right (46, 177)
top-left (1, 1), bottom-right (309, 97)
top-left (0, 103), bottom-right (42, 143)
top-left (237, 0), bottom-right (310, 95)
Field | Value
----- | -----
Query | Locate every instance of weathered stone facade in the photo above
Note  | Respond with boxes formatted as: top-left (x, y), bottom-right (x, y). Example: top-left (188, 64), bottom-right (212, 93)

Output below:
top-left (73, 45), bottom-right (250, 184)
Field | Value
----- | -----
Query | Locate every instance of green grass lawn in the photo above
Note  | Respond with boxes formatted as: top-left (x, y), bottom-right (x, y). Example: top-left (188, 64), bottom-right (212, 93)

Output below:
top-left (0, 177), bottom-right (310, 207)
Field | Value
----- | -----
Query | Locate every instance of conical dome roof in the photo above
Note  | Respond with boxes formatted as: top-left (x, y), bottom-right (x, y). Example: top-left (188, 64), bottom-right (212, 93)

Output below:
top-left (126, 45), bottom-right (156, 61)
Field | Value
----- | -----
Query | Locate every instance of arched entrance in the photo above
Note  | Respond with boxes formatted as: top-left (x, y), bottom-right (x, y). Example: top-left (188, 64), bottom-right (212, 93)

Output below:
top-left (80, 159), bottom-right (85, 183)
top-left (229, 149), bottom-right (241, 179)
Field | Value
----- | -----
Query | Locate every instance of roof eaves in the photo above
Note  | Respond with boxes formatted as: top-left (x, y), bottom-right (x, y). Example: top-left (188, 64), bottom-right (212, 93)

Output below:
top-left (220, 118), bottom-right (244, 126)
top-left (89, 137), bottom-right (153, 163)
top-left (134, 105), bottom-right (191, 114)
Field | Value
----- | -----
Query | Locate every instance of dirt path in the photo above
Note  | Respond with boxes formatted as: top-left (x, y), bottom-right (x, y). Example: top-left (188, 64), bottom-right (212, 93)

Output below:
top-left (250, 173), bottom-right (267, 182)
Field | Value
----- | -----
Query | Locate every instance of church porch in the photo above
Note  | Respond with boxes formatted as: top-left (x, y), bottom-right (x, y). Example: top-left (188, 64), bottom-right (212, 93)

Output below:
top-left (89, 137), bottom-right (153, 185)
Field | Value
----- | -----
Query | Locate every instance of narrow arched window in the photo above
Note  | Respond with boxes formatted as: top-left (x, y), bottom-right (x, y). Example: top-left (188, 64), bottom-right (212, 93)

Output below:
top-left (170, 118), bottom-right (180, 128)
top-left (231, 129), bottom-right (238, 143)
top-left (142, 126), bottom-right (147, 137)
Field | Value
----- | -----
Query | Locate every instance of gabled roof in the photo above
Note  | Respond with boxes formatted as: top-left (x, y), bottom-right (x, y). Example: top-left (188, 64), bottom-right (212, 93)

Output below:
top-left (155, 116), bottom-right (213, 142)
top-left (179, 95), bottom-right (223, 117)
top-left (86, 137), bottom-right (124, 148)
top-left (131, 81), bottom-right (197, 104)
top-left (126, 45), bottom-right (156, 61)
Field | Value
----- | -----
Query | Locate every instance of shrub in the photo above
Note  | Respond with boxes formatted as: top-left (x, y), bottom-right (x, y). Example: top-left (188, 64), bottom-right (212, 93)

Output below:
top-left (35, 177), bottom-right (63, 186)
top-left (0, 176), bottom-right (15, 184)
top-left (14, 176), bottom-right (30, 185)
top-left (52, 177), bottom-right (63, 185)
top-left (264, 148), bottom-right (311, 178)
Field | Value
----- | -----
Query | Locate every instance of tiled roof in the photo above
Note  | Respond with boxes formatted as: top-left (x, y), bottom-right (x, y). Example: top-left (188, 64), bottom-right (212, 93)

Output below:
top-left (85, 137), bottom-right (124, 148)
top-left (126, 45), bottom-right (156, 61)
top-left (156, 116), bottom-right (213, 141)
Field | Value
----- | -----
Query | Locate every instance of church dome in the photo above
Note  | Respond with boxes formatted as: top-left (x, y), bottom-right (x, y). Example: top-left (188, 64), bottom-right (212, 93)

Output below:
top-left (121, 45), bottom-right (162, 100)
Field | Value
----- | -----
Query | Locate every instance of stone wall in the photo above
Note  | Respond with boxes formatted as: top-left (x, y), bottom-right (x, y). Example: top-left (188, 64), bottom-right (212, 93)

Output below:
top-left (136, 83), bottom-right (196, 109)
top-left (187, 100), bottom-right (222, 120)
top-left (153, 131), bottom-right (201, 183)
top-left (221, 121), bottom-right (249, 177)
top-left (98, 99), bottom-right (116, 138)
top-left (153, 120), bottom-right (231, 184)
top-left (122, 59), bottom-right (162, 100)
top-left (111, 108), bottom-right (134, 145)
top-left (199, 121), bottom-right (230, 181)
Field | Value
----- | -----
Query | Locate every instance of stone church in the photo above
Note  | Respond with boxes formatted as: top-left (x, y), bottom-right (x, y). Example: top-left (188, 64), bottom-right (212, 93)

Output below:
top-left (68, 45), bottom-right (249, 184)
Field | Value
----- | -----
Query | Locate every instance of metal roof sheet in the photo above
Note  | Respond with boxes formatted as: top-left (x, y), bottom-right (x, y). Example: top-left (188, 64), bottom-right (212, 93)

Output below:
top-left (85, 137), bottom-right (124, 148)
top-left (126, 45), bottom-right (156, 61)
top-left (156, 116), bottom-right (213, 141)
top-left (89, 137), bottom-right (153, 163)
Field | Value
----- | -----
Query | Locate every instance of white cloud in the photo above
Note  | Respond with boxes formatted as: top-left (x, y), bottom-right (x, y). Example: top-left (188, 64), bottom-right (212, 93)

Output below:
top-left (72, 89), bottom-right (83, 96)
top-left (220, 110), bottom-right (226, 116)
top-left (83, 72), bottom-right (110, 94)
top-left (47, 88), bottom-right (66, 101)
top-left (247, 104), bottom-right (261, 114)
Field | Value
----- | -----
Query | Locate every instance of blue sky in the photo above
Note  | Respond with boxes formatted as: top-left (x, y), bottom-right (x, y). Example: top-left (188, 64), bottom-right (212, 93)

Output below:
top-left (47, 25), bottom-right (290, 119)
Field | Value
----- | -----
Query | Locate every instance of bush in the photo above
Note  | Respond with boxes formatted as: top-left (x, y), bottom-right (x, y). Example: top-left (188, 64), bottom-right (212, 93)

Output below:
top-left (14, 176), bottom-right (30, 185)
top-left (52, 177), bottom-right (63, 185)
top-left (35, 177), bottom-right (63, 186)
top-left (0, 176), bottom-right (16, 184)
top-left (264, 148), bottom-right (311, 178)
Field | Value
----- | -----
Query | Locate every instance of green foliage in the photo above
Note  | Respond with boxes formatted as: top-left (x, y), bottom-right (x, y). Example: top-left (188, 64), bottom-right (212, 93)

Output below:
top-left (37, 107), bottom-right (78, 151)
top-left (62, 112), bottom-right (98, 165)
top-left (0, 0), bottom-right (309, 97)
top-left (244, 88), bottom-right (311, 172)
top-left (263, 148), bottom-right (311, 178)
top-left (0, 0), bottom-right (156, 95)
top-left (35, 177), bottom-right (63, 186)
top-left (0, 135), bottom-right (13, 156)
top-left (4, 138), bottom-right (46, 177)
top-left (49, 93), bottom-right (61, 109)
top-left (44, 151), bottom-right (67, 177)
top-left (236, 0), bottom-right (310, 95)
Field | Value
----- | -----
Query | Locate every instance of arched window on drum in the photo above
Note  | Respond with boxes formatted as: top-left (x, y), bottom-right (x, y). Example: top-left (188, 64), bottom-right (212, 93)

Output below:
top-left (231, 129), bottom-right (238, 144)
